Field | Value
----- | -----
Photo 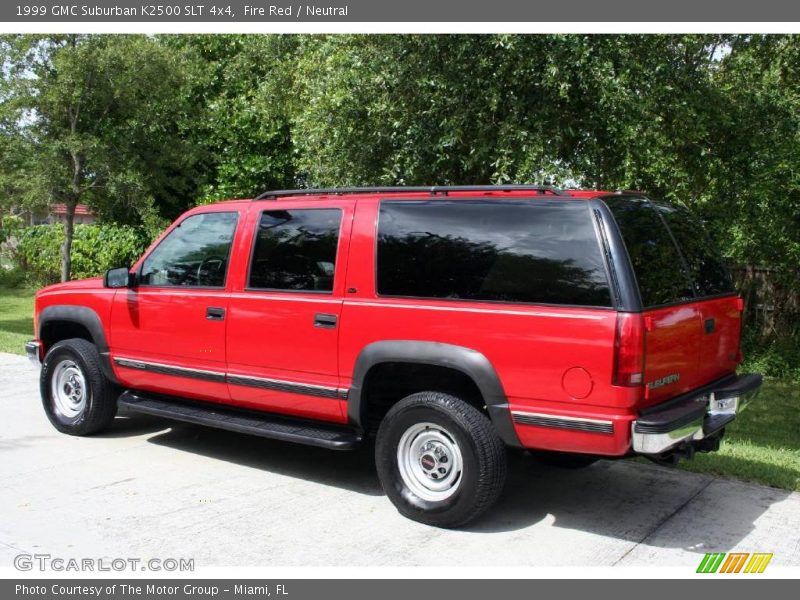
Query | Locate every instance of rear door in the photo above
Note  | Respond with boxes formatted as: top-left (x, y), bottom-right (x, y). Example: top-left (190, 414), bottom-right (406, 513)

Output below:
top-left (654, 203), bottom-right (741, 384)
top-left (605, 197), bottom-right (703, 405)
top-left (224, 200), bottom-right (355, 422)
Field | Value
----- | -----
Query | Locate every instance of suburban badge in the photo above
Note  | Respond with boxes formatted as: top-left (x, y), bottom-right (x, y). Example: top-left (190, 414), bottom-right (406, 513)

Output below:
top-left (646, 373), bottom-right (681, 390)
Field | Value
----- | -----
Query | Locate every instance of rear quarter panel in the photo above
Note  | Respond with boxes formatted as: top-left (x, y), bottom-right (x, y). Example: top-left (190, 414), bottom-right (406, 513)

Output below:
top-left (340, 201), bottom-right (631, 455)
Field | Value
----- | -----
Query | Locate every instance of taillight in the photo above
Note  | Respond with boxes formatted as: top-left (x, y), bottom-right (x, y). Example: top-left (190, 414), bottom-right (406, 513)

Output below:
top-left (613, 313), bottom-right (645, 387)
top-left (735, 296), bottom-right (745, 364)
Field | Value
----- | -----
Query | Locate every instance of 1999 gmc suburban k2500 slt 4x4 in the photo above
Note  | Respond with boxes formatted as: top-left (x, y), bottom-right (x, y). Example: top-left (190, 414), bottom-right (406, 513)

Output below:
top-left (26, 185), bottom-right (762, 527)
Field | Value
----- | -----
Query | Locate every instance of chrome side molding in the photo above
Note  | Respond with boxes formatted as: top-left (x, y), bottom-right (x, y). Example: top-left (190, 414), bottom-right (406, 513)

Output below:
top-left (113, 356), bottom-right (346, 400)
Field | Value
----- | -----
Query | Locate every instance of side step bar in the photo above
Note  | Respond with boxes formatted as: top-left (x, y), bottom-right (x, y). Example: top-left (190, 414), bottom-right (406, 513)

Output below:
top-left (118, 390), bottom-right (363, 450)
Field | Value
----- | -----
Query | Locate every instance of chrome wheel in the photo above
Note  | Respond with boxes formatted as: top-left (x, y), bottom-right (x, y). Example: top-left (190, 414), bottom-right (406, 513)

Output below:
top-left (50, 359), bottom-right (88, 420)
top-left (397, 422), bottom-right (464, 502)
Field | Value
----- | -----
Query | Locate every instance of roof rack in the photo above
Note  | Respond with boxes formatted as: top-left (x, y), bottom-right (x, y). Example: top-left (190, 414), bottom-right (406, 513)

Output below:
top-left (254, 185), bottom-right (564, 201)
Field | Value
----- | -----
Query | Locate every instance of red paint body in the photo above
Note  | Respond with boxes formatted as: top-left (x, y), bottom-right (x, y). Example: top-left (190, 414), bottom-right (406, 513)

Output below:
top-left (33, 190), bottom-right (742, 456)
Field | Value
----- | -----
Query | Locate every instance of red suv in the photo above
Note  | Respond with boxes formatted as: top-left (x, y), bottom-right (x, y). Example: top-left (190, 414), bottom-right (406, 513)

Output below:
top-left (26, 185), bottom-right (762, 527)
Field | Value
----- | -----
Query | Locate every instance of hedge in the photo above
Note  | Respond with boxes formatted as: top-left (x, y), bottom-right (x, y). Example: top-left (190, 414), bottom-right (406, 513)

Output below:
top-left (14, 224), bottom-right (152, 286)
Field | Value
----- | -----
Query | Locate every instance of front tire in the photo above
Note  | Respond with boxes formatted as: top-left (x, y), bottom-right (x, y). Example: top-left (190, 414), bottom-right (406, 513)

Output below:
top-left (375, 392), bottom-right (507, 528)
top-left (40, 338), bottom-right (118, 435)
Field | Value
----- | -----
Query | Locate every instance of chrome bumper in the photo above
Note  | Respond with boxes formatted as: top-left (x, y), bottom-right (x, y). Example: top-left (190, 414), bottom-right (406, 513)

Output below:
top-left (25, 340), bottom-right (42, 366)
top-left (632, 374), bottom-right (762, 455)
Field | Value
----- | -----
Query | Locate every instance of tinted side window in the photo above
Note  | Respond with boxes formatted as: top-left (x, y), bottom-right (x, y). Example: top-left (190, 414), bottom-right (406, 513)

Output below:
top-left (248, 209), bottom-right (341, 292)
top-left (654, 203), bottom-right (735, 297)
top-left (140, 212), bottom-right (238, 288)
top-left (377, 201), bottom-right (612, 307)
top-left (603, 198), bottom-right (694, 307)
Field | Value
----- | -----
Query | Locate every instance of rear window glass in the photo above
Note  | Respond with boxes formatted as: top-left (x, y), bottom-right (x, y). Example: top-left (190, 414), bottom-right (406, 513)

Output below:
top-left (248, 209), bottom-right (341, 292)
top-left (604, 197), bottom-right (734, 307)
top-left (603, 197), bottom-right (694, 307)
top-left (653, 202), bottom-right (735, 298)
top-left (376, 200), bottom-right (612, 307)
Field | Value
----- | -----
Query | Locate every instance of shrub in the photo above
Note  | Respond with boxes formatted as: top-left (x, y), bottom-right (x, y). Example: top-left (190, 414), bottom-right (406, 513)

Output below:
top-left (0, 265), bottom-right (27, 288)
top-left (741, 330), bottom-right (800, 384)
top-left (15, 224), bottom-right (152, 286)
top-left (0, 214), bottom-right (26, 246)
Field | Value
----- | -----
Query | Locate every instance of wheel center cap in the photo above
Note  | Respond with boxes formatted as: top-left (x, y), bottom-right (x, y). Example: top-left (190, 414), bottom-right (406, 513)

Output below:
top-left (420, 454), bottom-right (436, 470)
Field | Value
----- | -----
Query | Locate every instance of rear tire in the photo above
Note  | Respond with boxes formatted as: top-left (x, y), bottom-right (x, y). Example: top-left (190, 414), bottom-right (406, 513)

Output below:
top-left (375, 391), bottom-right (507, 528)
top-left (40, 338), bottom-right (118, 435)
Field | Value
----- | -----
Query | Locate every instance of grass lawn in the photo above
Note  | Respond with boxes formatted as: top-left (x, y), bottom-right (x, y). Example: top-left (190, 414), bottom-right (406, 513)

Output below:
top-left (0, 284), bottom-right (797, 491)
top-left (678, 379), bottom-right (800, 491)
top-left (0, 285), bottom-right (34, 355)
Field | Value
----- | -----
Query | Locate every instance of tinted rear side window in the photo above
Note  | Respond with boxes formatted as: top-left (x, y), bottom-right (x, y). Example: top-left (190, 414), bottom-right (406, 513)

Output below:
top-left (248, 209), bottom-right (341, 292)
top-left (376, 200), bottom-right (612, 307)
top-left (603, 197), bottom-right (693, 307)
top-left (604, 197), bottom-right (735, 307)
top-left (653, 202), bottom-right (735, 297)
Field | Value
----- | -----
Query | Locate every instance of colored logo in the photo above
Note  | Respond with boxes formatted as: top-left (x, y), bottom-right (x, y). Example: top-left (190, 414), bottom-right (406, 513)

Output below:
top-left (697, 552), bottom-right (773, 573)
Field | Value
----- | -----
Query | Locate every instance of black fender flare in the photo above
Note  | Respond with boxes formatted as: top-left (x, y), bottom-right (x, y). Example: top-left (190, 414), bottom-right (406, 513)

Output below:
top-left (347, 340), bottom-right (521, 447)
top-left (38, 305), bottom-right (118, 384)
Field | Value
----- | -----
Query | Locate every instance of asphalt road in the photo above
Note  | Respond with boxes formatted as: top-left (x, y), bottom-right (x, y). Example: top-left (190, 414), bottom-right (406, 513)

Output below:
top-left (1, 352), bottom-right (798, 568)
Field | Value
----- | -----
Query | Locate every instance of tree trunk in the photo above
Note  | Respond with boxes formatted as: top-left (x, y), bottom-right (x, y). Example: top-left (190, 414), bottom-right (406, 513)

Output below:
top-left (64, 139), bottom-right (82, 282)
top-left (60, 201), bottom-right (77, 282)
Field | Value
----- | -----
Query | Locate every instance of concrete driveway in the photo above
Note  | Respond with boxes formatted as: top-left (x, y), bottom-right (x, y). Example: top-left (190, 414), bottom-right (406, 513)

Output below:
top-left (1, 352), bottom-right (798, 568)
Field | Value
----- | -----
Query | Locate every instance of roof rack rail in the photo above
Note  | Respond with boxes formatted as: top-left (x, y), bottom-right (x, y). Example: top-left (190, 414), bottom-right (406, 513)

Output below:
top-left (254, 184), bottom-right (564, 201)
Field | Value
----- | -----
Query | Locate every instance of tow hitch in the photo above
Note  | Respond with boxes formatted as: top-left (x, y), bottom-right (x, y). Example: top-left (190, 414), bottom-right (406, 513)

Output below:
top-left (645, 430), bottom-right (725, 467)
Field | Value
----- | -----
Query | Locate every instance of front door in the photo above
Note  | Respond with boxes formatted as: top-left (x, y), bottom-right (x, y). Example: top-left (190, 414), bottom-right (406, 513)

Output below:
top-left (109, 210), bottom-right (241, 402)
top-left (225, 201), bottom-right (355, 422)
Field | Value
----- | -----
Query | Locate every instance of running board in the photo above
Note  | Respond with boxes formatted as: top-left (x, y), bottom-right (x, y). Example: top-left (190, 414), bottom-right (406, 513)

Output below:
top-left (118, 390), bottom-right (362, 450)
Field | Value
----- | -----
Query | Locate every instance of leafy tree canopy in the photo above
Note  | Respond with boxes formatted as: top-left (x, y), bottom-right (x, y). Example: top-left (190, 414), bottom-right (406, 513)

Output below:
top-left (1, 34), bottom-right (799, 286)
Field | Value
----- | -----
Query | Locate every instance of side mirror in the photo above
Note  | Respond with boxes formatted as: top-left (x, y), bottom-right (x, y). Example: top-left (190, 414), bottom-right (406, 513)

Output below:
top-left (104, 267), bottom-right (133, 289)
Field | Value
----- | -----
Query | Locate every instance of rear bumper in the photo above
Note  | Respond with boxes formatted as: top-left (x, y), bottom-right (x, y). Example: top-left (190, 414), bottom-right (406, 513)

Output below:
top-left (25, 340), bottom-right (42, 365)
top-left (631, 373), bottom-right (762, 455)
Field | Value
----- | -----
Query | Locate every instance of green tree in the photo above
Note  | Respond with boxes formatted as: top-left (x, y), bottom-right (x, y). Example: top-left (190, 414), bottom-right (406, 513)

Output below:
top-left (0, 34), bottom-right (203, 281)
top-left (290, 35), bottom-right (731, 189)
top-left (163, 34), bottom-right (299, 200)
top-left (2, 33), bottom-right (799, 342)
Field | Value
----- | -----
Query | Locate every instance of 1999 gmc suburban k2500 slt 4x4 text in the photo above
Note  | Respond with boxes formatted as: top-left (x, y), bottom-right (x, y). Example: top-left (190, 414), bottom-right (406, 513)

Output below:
top-left (26, 185), bottom-right (762, 527)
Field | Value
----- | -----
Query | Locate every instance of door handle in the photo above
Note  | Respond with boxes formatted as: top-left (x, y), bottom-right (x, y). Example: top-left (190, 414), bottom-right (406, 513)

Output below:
top-left (314, 313), bottom-right (337, 328)
top-left (704, 318), bottom-right (715, 334)
top-left (206, 307), bottom-right (225, 321)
